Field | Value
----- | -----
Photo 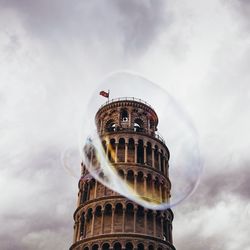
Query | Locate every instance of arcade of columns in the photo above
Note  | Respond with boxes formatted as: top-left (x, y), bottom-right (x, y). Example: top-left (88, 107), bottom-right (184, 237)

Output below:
top-left (70, 98), bottom-right (175, 250)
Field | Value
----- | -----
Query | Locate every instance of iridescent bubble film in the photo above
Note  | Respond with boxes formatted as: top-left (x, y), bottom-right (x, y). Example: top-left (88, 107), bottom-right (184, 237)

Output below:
top-left (80, 71), bottom-right (202, 210)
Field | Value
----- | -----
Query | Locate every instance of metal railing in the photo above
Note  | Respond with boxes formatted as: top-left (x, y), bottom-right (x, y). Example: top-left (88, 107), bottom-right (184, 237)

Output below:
top-left (100, 97), bottom-right (154, 110)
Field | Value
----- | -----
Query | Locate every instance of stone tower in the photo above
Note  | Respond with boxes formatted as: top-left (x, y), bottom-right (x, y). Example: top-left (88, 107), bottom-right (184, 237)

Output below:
top-left (70, 98), bottom-right (175, 250)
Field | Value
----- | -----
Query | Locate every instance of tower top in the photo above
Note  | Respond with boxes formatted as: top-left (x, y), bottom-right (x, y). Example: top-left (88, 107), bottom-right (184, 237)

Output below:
top-left (96, 97), bottom-right (158, 127)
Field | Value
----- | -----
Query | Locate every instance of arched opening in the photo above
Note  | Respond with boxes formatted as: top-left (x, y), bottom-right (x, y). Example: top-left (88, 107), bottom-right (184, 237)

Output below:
top-left (157, 247), bottom-right (163, 250)
top-left (160, 150), bottom-right (164, 173)
top-left (113, 242), bottom-right (122, 250)
top-left (126, 170), bottom-right (134, 189)
top-left (125, 242), bottom-right (133, 250)
top-left (146, 174), bottom-right (153, 199)
top-left (137, 139), bottom-right (144, 164)
top-left (136, 206), bottom-right (144, 232)
top-left (134, 118), bottom-right (144, 132)
top-left (85, 208), bottom-right (93, 236)
top-left (117, 138), bottom-right (125, 162)
top-left (125, 203), bottom-right (134, 232)
top-left (114, 203), bottom-right (123, 232)
top-left (121, 109), bottom-right (129, 122)
top-left (137, 171), bottom-right (144, 196)
top-left (154, 177), bottom-right (160, 203)
top-left (127, 138), bottom-right (135, 163)
top-left (137, 243), bottom-right (144, 250)
top-left (83, 247), bottom-right (89, 250)
top-left (102, 243), bottom-right (110, 250)
top-left (103, 204), bottom-right (112, 233)
top-left (154, 145), bottom-right (159, 169)
top-left (94, 206), bottom-right (102, 235)
top-left (148, 245), bottom-right (154, 250)
top-left (80, 213), bottom-right (85, 238)
top-left (156, 211), bottom-right (162, 238)
top-left (146, 142), bottom-right (152, 166)
top-left (108, 139), bottom-right (116, 163)
top-left (105, 119), bottom-right (116, 132)
top-left (89, 179), bottom-right (95, 200)
top-left (147, 210), bottom-right (154, 235)
top-left (118, 169), bottom-right (124, 179)
top-left (92, 244), bottom-right (99, 250)
top-left (81, 182), bottom-right (88, 203)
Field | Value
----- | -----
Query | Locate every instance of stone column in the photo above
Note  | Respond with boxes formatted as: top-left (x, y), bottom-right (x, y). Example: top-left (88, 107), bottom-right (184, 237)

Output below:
top-left (152, 178), bottom-right (155, 198)
top-left (101, 209), bottom-right (104, 234)
top-left (87, 182), bottom-right (90, 201)
top-left (153, 211), bottom-right (156, 237)
top-left (125, 142), bottom-right (128, 163)
top-left (159, 183), bottom-right (162, 203)
top-left (143, 176), bottom-right (147, 197)
top-left (73, 221), bottom-right (78, 242)
top-left (111, 207), bottom-right (115, 233)
top-left (91, 212), bottom-right (95, 236)
top-left (152, 147), bottom-right (155, 168)
top-left (122, 208), bottom-right (126, 232)
top-left (158, 150), bottom-right (161, 171)
top-left (144, 144), bottom-right (147, 164)
top-left (115, 143), bottom-right (118, 163)
top-left (133, 207), bottom-right (137, 232)
top-left (94, 181), bottom-right (98, 199)
top-left (134, 173), bottom-right (137, 192)
top-left (134, 143), bottom-right (138, 163)
top-left (162, 156), bottom-right (166, 175)
top-left (76, 218), bottom-right (81, 240)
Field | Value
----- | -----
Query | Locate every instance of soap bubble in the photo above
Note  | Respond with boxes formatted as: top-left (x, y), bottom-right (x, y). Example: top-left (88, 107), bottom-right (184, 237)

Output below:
top-left (80, 71), bottom-right (202, 210)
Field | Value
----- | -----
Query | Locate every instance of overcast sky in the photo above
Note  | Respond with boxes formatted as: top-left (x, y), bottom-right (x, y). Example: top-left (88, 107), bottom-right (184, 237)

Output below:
top-left (0, 0), bottom-right (250, 249)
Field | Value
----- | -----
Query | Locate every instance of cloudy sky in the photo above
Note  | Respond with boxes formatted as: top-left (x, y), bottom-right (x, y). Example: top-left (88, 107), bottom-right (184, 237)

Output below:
top-left (1, 0), bottom-right (250, 249)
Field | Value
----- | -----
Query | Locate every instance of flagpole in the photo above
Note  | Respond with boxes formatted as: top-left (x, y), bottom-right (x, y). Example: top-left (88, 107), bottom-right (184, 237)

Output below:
top-left (108, 89), bottom-right (110, 102)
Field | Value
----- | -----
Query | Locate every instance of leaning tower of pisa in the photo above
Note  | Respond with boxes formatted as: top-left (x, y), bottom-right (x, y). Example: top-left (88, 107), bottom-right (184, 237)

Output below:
top-left (70, 98), bottom-right (175, 250)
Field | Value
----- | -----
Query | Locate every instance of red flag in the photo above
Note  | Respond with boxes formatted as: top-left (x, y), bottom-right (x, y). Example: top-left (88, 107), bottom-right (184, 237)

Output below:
top-left (99, 90), bottom-right (109, 98)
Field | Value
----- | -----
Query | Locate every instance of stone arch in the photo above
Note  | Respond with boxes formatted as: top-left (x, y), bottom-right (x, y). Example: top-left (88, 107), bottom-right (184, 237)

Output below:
top-left (154, 145), bottom-right (159, 170)
top-left (136, 171), bottom-right (144, 196)
top-left (113, 242), bottom-right (122, 250)
top-left (134, 118), bottom-right (144, 132)
top-left (91, 244), bottom-right (99, 250)
top-left (89, 178), bottom-right (96, 200)
top-left (103, 203), bottom-right (112, 234)
top-left (126, 170), bottom-right (134, 189)
top-left (125, 203), bottom-right (134, 232)
top-left (160, 149), bottom-right (164, 173)
top-left (102, 242), bottom-right (110, 250)
top-left (147, 210), bottom-right (154, 235)
top-left (146, 141), bottom-right (152, 166)
top-left (118, 169), bottom-right (125, 179)
top-left (148, 245), bottom-right (154, 250)
top-left (108, 138), bottom-right (116, 163)
top-left (105, 119), bottom-right (116, 132)
top-left (125, 242), bottom-right (133, 250)
top-left (127, 138), bottom-right (135, 163)
top-left (137, 243), bottom-right (145, 250)
top-left (121, 108), bottom-right (129, 122)
top-left (94, 205), bottom-right (102, 236)
top-left (80, 212), bottom-right (85, 238)
top-left (154, 177), bottom-right (160, 202)
top-left (85, 208), bottom-right (93, 237)
top-left (136, 205), bottom-right (145, 233)
top-left (146, 174), bottom-right (153, 199)
top-left (114, 203), bottom-right (123, 232)
top-left (137, 139), bottom-right (144, 164)
top-left (118, 138), bottom-right (125, 162)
